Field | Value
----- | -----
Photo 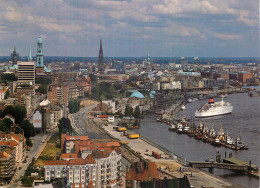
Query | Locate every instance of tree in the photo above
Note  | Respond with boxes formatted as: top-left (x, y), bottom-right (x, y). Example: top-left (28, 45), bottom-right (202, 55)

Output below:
top-left (3, 105), bottom-right (15, 117)
top-left (133, 106), bottom-right (141, 119)
top-left (1, 73), bottom-right (17, 81)
top-left (14, 105), bottom-right (27, 124)
top-left (3, 118), bottom-right (13, 129)
top-left (125, 104), bottom-right (133, 116)
top-left (3, 105), bottom-right (26, 124)
top-left (58, 118), bottom-right (73, 138)
top-left (0, 121), bottom-right (9, 132)
top-left (19, 120), bottom-right (35, 139)
top-left (4, 90), bottom-right (9, 99)
top-left (68, 99), bottom-right (81, 113)
top-left (35, 84), bottom-right (47, 94)
top-left (26, 139), bottom-right (33, 147)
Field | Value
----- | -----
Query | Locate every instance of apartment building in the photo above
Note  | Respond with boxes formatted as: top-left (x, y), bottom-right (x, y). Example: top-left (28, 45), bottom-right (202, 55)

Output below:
top-left (45, 134), bottom-right (122, 188)
top-left (0, 146), bottom-right (16, 181)
top-left (44, 155), bottom-right (97, 188)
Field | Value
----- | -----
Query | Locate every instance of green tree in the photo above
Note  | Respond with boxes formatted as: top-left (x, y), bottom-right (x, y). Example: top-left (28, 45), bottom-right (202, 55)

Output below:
top-left (1, 73), bottom-right (17, 81)
top-left (0, 121), bottom-right (9, 132)
top-left (58, 118), bottom-right (73, 138)
top-left (3, 105), bottom-right (15, 117)
top-left (35, 84), bottom-right (47, 94)
top-left (3, 118), bottom-right (13, 129)
top-left (68, 99), bottom-right (81, 113)
top-left (14, 105), bottom-right (27, 124)
top-left (125, 104), bottom-right (133, 116)
top-left (133, 106), bottom-right (141, 119)
top-left (3, 105), bottom-right (27, 124)
top-left (19, 120), bottom-right (35, 139)
top-left (4, 90), bottom-right (9, 99)
top-left (26, 139), bottom-right (33, 147)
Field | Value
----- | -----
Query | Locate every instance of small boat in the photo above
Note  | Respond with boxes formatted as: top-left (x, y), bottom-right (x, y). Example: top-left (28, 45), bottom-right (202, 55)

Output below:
top-left (183, 125), bottom-right (190, 133)
top-left (176, 123), bottom-right (183, 134)
top-left (211, 137), bottom-right (221, 147)
top-left (202, 135), bottom-right (210, 143)
top-left (195, 132), bottom-right (203, 140)
top-left (156, 117), bottom-right (161, 122)
top-left (226, 136), bottom-right (234, 145)
top-left (168, 124), bottom-right (176, 132)
top-left (235, 137), bottom-right (249, 150)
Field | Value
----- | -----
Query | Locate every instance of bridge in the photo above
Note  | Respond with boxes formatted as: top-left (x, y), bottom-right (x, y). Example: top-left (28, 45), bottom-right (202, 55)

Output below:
top-left (189, 161), bottom-right (247, 171)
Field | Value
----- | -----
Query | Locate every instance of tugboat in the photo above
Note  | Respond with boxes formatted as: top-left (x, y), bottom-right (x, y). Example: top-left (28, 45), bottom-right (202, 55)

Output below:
top-left (202, 135), bottom-right (210, 143)
top-left (235, 137), bottom-right (249, 150)
top-left (209, 126), bottom-right (216, 138)
top-left (211, 137), bottom-right (222, 147)
top-left (168, 123), bottom-right (176, 132)
top-left (176, 123), bottom-right (183, 134)
top-left (183, 124), bottom-right (190, 134)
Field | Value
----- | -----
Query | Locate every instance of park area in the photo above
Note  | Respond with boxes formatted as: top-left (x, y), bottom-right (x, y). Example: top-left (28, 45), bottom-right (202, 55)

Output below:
top-left (34, 134), bottom-right (61, 167)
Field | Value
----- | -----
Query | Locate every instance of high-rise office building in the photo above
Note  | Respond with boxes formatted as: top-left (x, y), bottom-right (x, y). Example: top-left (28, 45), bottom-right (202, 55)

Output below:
top-left (17, 61), bottom-right (35, 85)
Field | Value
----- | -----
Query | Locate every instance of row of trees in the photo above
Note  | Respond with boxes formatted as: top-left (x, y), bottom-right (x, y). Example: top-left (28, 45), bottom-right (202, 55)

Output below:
top-left (58, 117), bottom-right (73, 138)
top-left (68, 99), bottom-right (81, 113)
top-left (125, 105), bottom-right (141, 118)
top-left (1, 105), bottom-right (35, 139)
top-left (1, 73), bottom-right (17, 81)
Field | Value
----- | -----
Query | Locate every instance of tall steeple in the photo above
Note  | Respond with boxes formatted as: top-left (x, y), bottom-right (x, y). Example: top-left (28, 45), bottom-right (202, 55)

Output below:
top-left (36, 36), bottom-right (44, 67)
top-left (98, 38), bottom-right (104, 73)
top-left (28, 45), bottom-right (32, 62)
top-left (11, 46), bottom-right (19, 66)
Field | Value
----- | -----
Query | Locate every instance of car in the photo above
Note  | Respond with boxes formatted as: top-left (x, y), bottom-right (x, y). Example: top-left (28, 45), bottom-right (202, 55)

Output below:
top-left (23, 160), bottom-right (27, 163)
top-left (19, 167), bottom-right (22, 170)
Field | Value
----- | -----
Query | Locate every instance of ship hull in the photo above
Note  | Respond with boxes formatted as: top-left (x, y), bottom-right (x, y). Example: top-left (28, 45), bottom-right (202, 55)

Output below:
top-left (195, 104), bottom-right (233, 118)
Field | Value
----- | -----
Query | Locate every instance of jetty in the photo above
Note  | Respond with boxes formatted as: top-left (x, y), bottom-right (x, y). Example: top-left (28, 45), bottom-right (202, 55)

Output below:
top-left (189, 157), bottom-right (259, 179)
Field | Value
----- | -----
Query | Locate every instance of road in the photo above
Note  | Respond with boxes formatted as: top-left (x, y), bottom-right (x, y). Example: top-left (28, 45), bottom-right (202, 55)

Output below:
top-left (69, 104), bottom-right (109, 139)
top-left (1, 133), bottom-right (44, 188)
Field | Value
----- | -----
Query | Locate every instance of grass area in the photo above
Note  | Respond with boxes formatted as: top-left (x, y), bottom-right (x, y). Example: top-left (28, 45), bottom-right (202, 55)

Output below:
top-left (21, 158), bottom-right (45, 187)
top-left (34, 134), bottom-right (61, 167)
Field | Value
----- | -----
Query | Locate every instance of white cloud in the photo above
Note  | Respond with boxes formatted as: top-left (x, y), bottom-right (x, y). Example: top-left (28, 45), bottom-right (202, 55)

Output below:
top-left (214, 33), bottom-right (242, 40)
top-left (5, 6), bottom-right (22, 22)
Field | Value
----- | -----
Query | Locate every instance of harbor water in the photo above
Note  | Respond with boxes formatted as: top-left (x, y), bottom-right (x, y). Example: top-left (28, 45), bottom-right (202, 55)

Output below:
top-left (135, 93), bottom-right (260, 188)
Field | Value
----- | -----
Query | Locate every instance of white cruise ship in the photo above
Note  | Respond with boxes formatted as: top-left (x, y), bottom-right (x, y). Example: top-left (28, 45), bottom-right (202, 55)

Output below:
top-left (195, 97), bottom-right (233, 118)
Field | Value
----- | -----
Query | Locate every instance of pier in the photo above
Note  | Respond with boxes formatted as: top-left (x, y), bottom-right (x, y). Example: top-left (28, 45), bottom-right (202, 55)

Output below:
top-left (189, 157), bottom-right (259, 179)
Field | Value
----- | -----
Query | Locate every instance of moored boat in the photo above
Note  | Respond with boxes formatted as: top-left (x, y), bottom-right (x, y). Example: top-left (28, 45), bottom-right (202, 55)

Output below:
top-left (195, 97), bottom-right (233, 118)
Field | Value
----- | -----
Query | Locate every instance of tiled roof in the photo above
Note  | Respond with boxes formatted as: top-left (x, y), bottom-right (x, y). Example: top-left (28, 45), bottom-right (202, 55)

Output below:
top-left (44, 161), bottom-right (68, 166)
top-left (65, 135), bottom-right (89, 141)
top-left (61, 153), bottom-right (78, 159)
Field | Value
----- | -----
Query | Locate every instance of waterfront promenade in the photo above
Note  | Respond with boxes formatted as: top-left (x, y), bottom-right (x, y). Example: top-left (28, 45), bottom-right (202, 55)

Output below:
top-left (100, 122), bottom-right (242, 188)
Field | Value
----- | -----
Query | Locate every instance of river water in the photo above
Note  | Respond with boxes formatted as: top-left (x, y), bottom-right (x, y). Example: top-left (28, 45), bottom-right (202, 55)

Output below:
top-left (135, 93), bottom-right (260, 188)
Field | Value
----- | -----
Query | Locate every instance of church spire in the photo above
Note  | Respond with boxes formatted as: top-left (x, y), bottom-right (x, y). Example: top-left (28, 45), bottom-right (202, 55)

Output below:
top-left (28, 45), bottom-right (32, 62)
top-left (98, 38), bottom-right (104, 73)
top-left (36, 36), bottom-right (44, 67)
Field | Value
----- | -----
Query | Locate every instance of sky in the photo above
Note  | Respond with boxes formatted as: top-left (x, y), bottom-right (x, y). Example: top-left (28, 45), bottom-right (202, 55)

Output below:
top-left (0, 0), bottom-right (259, 57)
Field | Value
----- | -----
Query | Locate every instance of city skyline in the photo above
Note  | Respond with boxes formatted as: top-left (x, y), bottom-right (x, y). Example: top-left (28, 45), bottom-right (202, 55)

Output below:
top-left (0, 0), bottom-right (259, 57)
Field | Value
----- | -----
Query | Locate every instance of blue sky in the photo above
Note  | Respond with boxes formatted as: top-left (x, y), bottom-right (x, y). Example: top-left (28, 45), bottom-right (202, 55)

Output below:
top-left (0, 0), bottom-right (259, 57)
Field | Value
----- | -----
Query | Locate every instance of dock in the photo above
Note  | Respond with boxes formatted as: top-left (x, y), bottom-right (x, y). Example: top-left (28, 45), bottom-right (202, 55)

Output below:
top-left (190, 157), bottom-right (259, 179)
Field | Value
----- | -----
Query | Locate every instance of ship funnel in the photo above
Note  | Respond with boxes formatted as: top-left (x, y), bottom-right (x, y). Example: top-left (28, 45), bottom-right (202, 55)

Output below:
top-left (208, 97), bottom-right (214, 104)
